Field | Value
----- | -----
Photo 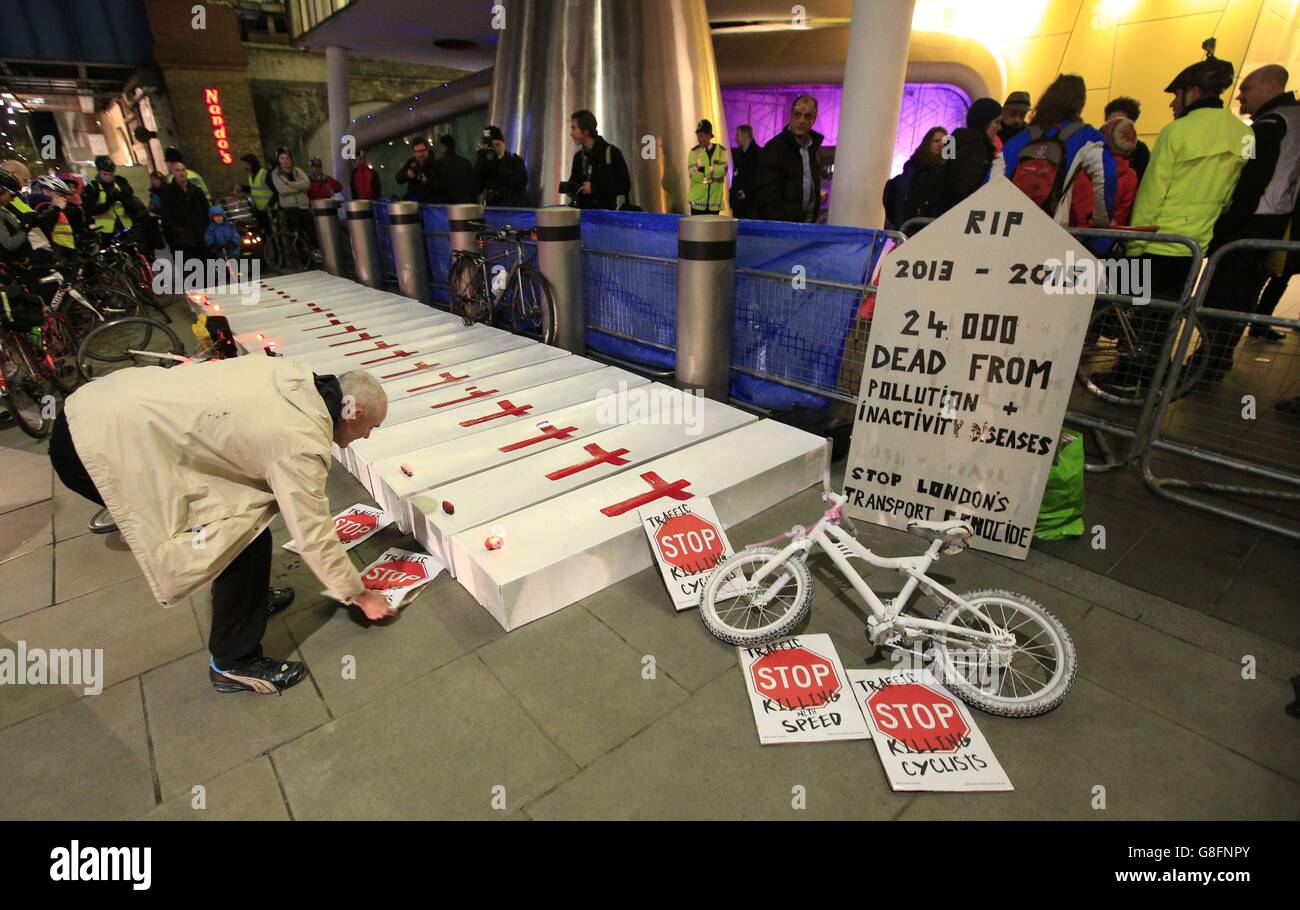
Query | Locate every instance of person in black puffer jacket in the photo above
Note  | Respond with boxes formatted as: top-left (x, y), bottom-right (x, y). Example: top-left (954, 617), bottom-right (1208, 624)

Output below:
top-left (940, 97), bottom-right (1003, 214)
top-left (753, 95), bottom-right (825, 223)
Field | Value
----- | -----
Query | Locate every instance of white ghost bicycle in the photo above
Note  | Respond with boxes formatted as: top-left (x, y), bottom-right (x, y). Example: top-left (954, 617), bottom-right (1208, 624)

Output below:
top-left (699, 491), bottom-right (1077, 716)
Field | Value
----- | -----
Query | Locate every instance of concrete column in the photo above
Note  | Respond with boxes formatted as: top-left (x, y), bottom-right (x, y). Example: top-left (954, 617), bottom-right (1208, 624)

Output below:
top-left (676, 215), bottom-right (737, 401)
top-left (311, 198), bottom-right (345, 276)
top-left (344, 199), bottom-right (383, 288)
top-left (326, 45), bottom-right (352, 197)
top-left (536, 206), bottom-right (584, 353)
top-left (389, 201), bottom-right (432, 304)
top-left (829, 0), bottom-right (915, 228)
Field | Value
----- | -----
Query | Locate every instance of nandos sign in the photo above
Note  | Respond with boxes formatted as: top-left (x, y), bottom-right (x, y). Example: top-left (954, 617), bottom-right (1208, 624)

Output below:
top-left (204, 88), bottom-right (234, 165)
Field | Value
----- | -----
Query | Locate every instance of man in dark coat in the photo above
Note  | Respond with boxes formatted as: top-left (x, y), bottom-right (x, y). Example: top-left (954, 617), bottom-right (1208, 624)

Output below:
top-left (730, 124), bottom-right (761, 219)
top-left (433, 135), bottom-right (476, 205)
top-left (562, 110), bottom-right (632, 210)
top-left (395, 138), bottom-right (438, 204)
top-left (159, 161), bottom-right (211, 261)
top-left (942, 97), bottom-right (1003, 213)
top-left (753, 95), bottom-right (825, 222)
top-left (473, 125), bottom-right (530, 206)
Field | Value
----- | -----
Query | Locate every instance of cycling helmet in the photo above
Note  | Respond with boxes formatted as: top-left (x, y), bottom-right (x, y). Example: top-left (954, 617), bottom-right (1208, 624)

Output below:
top-left (94, 155), bottom-right (116, 172)
top-left (0, 169), bottom-right (20, 194)
top-left (1165, 57), bottom-right (1235, 95)
top-left (33, 174), bottom-right (70, 196)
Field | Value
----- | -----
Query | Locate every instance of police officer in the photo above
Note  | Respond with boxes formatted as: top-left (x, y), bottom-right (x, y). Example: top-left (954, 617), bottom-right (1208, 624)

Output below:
top-left (688, 119), bottom-right (729, 215)
top-left (239, 153), bottom-right (275, 236)
top-left (82, 156), bottom-right (137, 237)
top-left (473, 126), bottom-right (529, 206)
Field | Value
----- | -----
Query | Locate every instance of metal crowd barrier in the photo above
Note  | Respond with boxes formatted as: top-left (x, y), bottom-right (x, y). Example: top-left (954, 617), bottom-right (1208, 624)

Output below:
top-left (1139, 237), bottom-right (1300, 540)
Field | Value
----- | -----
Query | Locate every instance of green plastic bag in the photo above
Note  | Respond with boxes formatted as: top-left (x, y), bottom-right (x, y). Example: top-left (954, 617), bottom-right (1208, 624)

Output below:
top-left (1035, 427), bottom-right (1085, 540)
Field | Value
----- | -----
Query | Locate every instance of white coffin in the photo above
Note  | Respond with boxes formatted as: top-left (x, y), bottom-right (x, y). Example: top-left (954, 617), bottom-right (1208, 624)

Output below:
top-left (406, 394), bottom-right (758, 568)
top-left (236, 311), bottom-right (464, 358)
top-left (377, 343), bottom-right (569, 403)
top-left (225, 294), bottom-right (432, 335)
top-left (348, 365), bottom-right (646, 487)
top-left (450, 420), bottom-right (828, 631)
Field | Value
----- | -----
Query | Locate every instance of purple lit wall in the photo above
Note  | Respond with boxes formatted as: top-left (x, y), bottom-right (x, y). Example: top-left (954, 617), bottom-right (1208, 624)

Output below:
top-left (721, 82), bottom-right (971, 177)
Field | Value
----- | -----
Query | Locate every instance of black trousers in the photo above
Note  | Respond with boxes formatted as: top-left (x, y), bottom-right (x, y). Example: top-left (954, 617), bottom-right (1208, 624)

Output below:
top-left (48, 411), bottom-right (270, 668)
top-left (1198, 247), bottom-right (1273, 376)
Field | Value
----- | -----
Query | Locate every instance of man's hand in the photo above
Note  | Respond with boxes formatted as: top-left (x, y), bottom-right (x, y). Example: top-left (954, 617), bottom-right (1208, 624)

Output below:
top-left (580, 181), bottom-right (592, 195)
top-left (354, 590), bottom-right (397, 621)
top-left (406, 166), bottom-right (416, 179)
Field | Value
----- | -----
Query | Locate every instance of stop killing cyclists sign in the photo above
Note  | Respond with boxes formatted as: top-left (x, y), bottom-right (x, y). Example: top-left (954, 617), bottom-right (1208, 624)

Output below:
top-left (639, 497), bottom-right (746, 611)
top-left (284, 503), bottom-right (394, 554)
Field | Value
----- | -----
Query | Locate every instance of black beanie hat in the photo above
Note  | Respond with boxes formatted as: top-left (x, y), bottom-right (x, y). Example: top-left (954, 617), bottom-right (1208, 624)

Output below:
top-left (967, 98), bottom-right (1004, 131)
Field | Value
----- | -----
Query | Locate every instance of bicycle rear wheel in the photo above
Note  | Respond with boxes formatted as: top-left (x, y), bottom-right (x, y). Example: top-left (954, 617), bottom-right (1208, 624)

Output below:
top-left (77, 317), bottom-right (184, 383)
top-left (505, 266), bottom-right (557, 344)
top-left (1077, 303), bottom-right (1206, 405)
top-left (450, 254), bottom-right (488, 324)
top-left (0, 339), bottom-right (54, 438)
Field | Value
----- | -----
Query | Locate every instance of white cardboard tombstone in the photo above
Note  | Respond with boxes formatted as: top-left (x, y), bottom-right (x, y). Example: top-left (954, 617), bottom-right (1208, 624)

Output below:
top-left (843, 179), bottom-right (1096, 559)
top-left (451, 419), bottom-right (827, 631)
top-left (370, 382), bottom-right (654, 527)
top-left (405, 394), bottom-right (756, 568)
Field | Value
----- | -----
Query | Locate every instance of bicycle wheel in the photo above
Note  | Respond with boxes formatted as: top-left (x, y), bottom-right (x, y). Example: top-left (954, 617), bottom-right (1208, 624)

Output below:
top-left (77, 317), bottom-right (184, 383)
top-left (449, 254), bottom-right (489, 324)
top-left (263, 234), bottom-right (284, 271)
top-left (505, 266), bottom-right (557, 344)
top-left (928, 589), bottom-right (1077, 717)
top-left (0, 339), bottom-right (54, 438)
top-left (699, 547), bottom-right (812, 646)
top-left (1077, 303), bottom-right (1206, 406)
top-left (42, 314), bottom-right (82, 394)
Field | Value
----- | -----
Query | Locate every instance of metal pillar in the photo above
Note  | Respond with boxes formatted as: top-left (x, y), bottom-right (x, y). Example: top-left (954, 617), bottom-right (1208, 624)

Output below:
top-left (488, 0), bottom-right (726, 213)
top-left (389, 201), bottom-right (432, 304)
top-left (325, 45), bottom-right (352, 196)
top-left (830, 0), bottom-right (915, 228)
top-left (535, 206), bottom-right (584, 353)
top-left (344, 199), bottom-right (382, 289)
top-left (447, 203), bottom-right (485, 256)
top-left (311, 198), bottom-right (345, 276)
top-left (675, 215), bottom-right (736, 401)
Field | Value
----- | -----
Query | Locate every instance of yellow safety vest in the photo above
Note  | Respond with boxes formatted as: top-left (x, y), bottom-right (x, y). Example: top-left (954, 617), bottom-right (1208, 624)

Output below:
top-left (688, 143), bottom-right (729, 212)
top-left (51, 210), bottom-right (75, 249)
top-left (90, 179), bottom-right (133, 233)
top-left (250, 168), bottom-right (273, 211)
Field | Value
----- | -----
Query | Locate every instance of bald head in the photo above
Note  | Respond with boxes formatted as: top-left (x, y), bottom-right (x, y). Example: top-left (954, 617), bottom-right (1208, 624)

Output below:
top-left (1239, 65), bottom-right (1290, 116)
top-left (334, 370), bottom-right (388, 448)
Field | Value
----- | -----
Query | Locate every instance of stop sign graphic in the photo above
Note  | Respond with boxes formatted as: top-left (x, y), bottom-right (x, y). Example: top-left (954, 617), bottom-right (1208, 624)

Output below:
top-left (655, 512), bottom-right (724, 574)
top-left (867, 683), bottom-right (970, 753)
top-left (750, 646), bottom-right (841, 711)
top-left (362, 558), bottom-right (427, 590)
top-left (334, 512), bottom-right (378, 543)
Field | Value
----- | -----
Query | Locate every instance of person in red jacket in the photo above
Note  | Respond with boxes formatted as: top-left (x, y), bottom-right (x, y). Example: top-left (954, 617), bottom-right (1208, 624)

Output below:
top-left (307, 156), bottom-right (344, 200)
top-left (1070, 116), bottom-right (1138, 227)
top-left (350, 150), bottom-right (382, 200)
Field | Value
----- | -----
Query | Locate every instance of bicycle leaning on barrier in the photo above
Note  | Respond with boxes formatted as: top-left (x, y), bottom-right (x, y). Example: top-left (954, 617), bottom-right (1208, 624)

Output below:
top-left (699, 485), bottom-right (1078, 717)
top-left (449, 221), bottom-right (557, 344)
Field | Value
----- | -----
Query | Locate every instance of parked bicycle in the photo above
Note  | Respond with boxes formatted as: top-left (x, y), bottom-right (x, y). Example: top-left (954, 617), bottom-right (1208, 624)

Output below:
top-left (87, 227), bottom-right (172, 324)
top-left (76, 315), bottom-right (186, 383)
top-left (262, 207), bottom-right (317, 273)
top-left (699, 488), bottom-right (1077, 717)
top-left (1076, 303), bottom-right (1207, 406)
top-left (449, 222), bottom-right (556, 344)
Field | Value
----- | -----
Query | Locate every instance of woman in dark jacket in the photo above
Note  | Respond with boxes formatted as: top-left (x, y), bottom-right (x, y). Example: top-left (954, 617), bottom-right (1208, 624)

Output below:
top-left (159, 162), bottom-right (211, 261)
top-left (883, 126), bottom-right (948, 229)
top-left (942, 97), bottom-right (1003, 213)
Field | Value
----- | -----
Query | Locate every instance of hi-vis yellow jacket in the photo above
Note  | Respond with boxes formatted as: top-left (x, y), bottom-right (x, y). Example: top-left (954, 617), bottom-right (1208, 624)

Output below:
top-left (689, 143), bottom-right (729, 212)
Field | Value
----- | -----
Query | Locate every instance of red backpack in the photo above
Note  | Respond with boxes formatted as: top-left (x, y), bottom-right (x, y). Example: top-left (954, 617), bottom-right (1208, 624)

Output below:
top-left (1011, 122), bottom-right (1086, 213)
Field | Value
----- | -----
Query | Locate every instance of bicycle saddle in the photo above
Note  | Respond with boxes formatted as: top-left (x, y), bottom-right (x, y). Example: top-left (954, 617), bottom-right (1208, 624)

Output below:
top-left (906, 518), bottom-right (974, 543)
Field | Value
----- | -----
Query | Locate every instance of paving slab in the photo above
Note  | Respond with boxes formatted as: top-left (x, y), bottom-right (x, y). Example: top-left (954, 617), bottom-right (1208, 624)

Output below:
top-left (1071, 606), bottom-right (1300, 781)
top-left (897, 678), bottom-right (1300, 820)
top-left (54, 528), bottom-right (144, 603)
top-left (272, 653), bottom-right (575, 819)
top-left (0, 678), bottom-right (155, 820)
top-left (285, 570), bottom-right (504, 716)
top-left (51, 474), bottom-right (100, 543)
top-left (478, 606), bottom-right (690, 766)
top-left (0, 543), bottom-right (52, 623)
top-left (526, 669), bottom-right (908, 820)
top-left (142, 647), bottom-right (330, 800)
top-left (0, 499), bottom-right (52, 566)
top-left (142, 756), bottom-right (290, 821)
top-left (1211, 565), bottom-right (1300, 651)
top-left (0, 444), bottom-right (51, 515)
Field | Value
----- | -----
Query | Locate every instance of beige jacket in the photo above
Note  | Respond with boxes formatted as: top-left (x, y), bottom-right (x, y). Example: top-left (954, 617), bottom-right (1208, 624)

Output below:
top-left (66, 356), bottom-right (367, 607)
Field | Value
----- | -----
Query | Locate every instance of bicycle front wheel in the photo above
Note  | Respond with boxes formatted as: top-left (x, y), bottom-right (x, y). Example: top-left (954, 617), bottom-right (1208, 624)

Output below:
top-left (77, 317), bottom-right (184, 383)
top-left (699, 546), bottom-right (812, 646)
top-left (450, 254), bottom-right (488, 324)
top-left (929, 589), bottom-right (1077, 717)
top-left (506, 266), bottom-right (557, 344)
top-left (0, 339), bottom-right (54, 438)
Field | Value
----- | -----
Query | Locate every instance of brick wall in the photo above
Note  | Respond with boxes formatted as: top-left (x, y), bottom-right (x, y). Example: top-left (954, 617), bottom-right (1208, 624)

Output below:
top-left (161, 69), bottom-right (264, 198)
